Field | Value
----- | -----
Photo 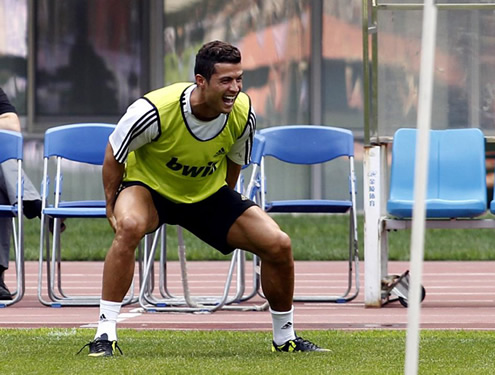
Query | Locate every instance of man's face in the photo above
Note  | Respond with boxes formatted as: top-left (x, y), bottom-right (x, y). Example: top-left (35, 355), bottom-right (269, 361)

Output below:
top-left (202, 62), bottom-right (243, 115)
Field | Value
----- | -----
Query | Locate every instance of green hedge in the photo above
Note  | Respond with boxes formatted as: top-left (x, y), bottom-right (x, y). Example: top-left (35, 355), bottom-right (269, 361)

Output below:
top-left (22, 214), bottom-right (495, 261)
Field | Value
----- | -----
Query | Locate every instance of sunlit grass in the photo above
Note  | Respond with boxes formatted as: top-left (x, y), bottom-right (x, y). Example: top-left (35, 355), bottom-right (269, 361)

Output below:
top-left (1, 329), bottom-right (494, 374)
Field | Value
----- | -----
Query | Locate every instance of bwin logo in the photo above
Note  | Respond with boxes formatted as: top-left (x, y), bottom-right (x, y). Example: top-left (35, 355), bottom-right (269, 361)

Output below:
top-left (166, 157), bottom-right (217, 177)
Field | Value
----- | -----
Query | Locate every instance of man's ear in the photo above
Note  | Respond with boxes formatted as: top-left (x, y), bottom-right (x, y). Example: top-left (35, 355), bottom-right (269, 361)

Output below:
top-left (195, 74), bottom-right (206, 88)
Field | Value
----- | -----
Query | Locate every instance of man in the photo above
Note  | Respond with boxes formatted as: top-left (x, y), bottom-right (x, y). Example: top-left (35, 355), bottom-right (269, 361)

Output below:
top-left (82, 40), bottom-right (327, 356)
top-left (0, 88), bottom-right (43, 299)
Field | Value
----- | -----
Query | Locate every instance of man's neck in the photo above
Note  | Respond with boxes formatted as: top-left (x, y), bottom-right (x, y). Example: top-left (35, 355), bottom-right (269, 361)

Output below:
top-left (189, 87), bottom-right (219, 121)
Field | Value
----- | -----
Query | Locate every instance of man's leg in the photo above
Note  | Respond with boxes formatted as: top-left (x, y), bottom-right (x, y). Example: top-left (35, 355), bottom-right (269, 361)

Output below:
top-left (227, 206), bottom-right (295, 340)
top-left (88, 185), bottom-right (159, 356)
top-left (0, 218), bottom-right (12, 299)
top-left (0, 218), bottom-right (11, 272)
top-left (0, 169), bottom-right (12, 299)
top-left (227, 205), bottom-right (328, 352)
top-left (227, 206), bottom-right (294, 311)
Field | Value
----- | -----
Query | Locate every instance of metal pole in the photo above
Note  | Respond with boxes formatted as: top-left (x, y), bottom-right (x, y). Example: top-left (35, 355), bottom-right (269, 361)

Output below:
top-left (375, 2), bottom-right (495, 10)
top-left (404, 1), bottom-right (437, 374)
top-left (310, 0), bottom-right (323, 199)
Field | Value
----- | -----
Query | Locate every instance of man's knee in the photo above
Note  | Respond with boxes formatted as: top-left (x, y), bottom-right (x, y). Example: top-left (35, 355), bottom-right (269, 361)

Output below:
top-left (262, 230), bottom-right (292, 264)
top-left (115, 215), bottom-right (148, 246)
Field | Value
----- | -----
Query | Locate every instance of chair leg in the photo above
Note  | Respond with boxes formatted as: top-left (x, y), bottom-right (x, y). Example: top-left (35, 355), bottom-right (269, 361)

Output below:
top-left (139, 226), bottom-right (268, 313)
top-left (0, 216), bottom-right (25, 307)
top-left (38, 216), bottom-right (137, 307)
top-left (293, 212), bottom-right (360, 303)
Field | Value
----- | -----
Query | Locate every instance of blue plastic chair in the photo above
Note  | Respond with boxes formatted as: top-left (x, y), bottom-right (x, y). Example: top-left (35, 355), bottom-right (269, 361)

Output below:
top-left (0, 130), bottom-right (24, 306)
top-left (246, 125), bottom-right (360, 303)
top-left (37, 123), bottom-right (136, 306)
top-left (388, 128), bottom-right (487, 218)
top-left (380, 128), bottom-right (487, 307)
top-left (489, 164), bottom-right (495, 215)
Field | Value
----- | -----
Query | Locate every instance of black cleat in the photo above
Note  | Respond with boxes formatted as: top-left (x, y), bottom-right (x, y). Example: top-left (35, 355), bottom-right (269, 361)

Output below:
top-left (272, 336), bottom-right (329, 352)
top-left (77, 334), bottom-right (123, 357)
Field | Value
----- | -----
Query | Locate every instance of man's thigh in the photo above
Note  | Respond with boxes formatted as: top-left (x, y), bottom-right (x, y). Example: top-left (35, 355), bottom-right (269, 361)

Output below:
top-left (114, 184), bottom-right (160, 234)
top-left (226, 205), bottom-right (282, 254)
top-left (178, 186), bottom-right (256, 254)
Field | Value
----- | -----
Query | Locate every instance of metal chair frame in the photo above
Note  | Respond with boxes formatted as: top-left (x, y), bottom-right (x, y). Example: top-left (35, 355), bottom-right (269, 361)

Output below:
top-left (138, 172), bottom-right (267, 313)
top-left (245, 125), bottom-right (360, 303)
top-left (37, 123), bottom-right (137, 307)
top-left (0, 130), bottom-right (24, 307)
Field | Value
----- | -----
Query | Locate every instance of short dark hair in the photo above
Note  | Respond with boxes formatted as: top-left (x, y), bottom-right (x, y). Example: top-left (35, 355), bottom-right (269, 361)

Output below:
top-left (194, 40), bottom-right (241, 82)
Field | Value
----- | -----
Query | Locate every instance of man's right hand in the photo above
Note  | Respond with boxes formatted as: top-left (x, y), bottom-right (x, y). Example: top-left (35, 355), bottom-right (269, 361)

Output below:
top-left (106, 206), bottom-right (117, 232)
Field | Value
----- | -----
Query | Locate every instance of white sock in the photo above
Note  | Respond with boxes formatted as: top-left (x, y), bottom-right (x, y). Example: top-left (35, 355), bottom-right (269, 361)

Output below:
top-left (270, 306), bottom-right (296, 346)
top-left (95, 299), bottom-right (121, 341)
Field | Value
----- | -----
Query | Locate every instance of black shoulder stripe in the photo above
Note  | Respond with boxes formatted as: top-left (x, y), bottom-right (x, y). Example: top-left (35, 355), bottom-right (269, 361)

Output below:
top-left (115, 118), bottom-right (156, 163)
top-left (114, 108), bottom-right (158, 162)
top-left (144, 96), bottom-right (162, 142)
top-left (244, 138), bottom-right (251, 165)
top-left (244, 108), bottom-right (256, 165)
top-left (115, 109), bottom-right (156, 161)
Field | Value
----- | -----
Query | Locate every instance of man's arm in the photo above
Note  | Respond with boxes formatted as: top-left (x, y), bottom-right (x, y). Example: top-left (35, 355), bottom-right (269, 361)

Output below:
top-left (0, 88), bottom-right (21, 132)
top-left (102, 143), bottom-right (125, 231)
top-left (0, 112), bottom-right (21, 132)
top-left (226, 157), bottom-right (242, 189)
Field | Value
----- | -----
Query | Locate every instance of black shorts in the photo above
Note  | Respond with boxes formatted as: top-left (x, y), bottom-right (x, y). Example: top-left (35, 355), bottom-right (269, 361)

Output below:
top-left (119, 182), bottom-right (257, 254)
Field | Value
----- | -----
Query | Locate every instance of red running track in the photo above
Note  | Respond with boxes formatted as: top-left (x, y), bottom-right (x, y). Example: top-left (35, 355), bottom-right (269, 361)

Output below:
top-left (0, 261), bottom-right (494, 331)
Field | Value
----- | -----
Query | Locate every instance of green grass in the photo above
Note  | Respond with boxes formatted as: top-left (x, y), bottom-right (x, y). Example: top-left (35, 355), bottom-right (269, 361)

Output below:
top-left (10, 217), bottom-right (495, 374)
top-left (22, 213), bottom-right (495, 262)
top-left (0, 328), bottom-right (494, 374)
